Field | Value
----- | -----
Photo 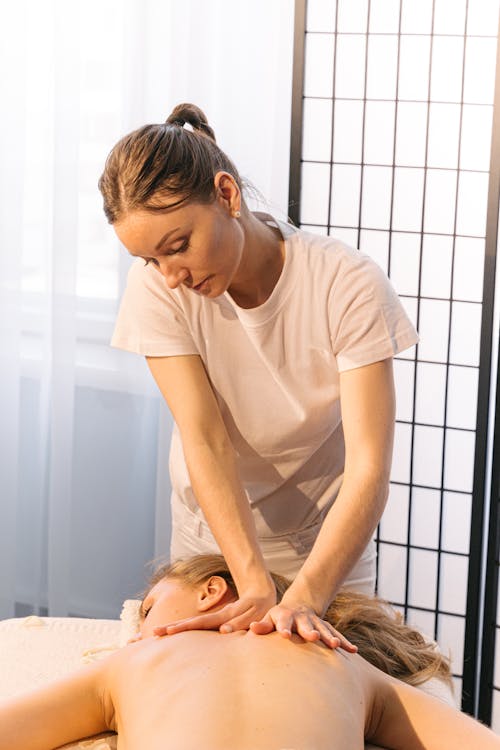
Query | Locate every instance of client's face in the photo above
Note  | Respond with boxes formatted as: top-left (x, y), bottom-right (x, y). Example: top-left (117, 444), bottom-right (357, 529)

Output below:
top-left (139, 579), bottom-right (198, 638)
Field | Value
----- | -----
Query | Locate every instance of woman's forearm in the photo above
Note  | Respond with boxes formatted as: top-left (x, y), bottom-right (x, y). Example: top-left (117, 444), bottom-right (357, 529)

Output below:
top-left (285, 469), bottom-right (389, 615)
top-left (183, 435), bottom-right (273, 593)
top-left (145, 354), bottom-right (273, 596)
top-left (287, 358), bottom-right (396, 614)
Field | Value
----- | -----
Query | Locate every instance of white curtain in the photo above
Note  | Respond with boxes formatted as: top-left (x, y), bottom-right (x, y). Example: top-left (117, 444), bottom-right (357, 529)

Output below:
top-left (0, 0), bottom-right (294, 619)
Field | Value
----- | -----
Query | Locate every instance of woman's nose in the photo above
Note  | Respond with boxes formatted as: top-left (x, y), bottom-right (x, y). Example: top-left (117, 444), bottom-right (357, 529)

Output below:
top-left (158, 260), bottom-right (190, 289)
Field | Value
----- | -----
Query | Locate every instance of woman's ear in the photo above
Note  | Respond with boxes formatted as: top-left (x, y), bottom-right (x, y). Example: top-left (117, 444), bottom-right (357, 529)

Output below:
top-left (213, 171), bottom-right (240, 212)
top-left (197, 575), bottom-right (234, 612)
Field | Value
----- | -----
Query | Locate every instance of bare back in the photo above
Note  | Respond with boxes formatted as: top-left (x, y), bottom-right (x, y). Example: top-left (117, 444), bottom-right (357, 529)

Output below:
top-left (105, 630), bottom-right (370, 750)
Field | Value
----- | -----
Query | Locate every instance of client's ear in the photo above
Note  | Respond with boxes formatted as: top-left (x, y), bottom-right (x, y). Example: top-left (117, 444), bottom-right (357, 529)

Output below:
top-left (197, 576), bottom-right (234, 612)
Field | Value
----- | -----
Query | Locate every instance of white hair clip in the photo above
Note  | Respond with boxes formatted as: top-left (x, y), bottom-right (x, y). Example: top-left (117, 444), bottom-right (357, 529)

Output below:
top-left (183, 122), bottom-right (194, 132)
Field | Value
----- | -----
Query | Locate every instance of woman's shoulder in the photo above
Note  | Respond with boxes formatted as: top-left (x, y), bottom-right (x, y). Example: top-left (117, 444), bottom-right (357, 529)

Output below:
top-left (288, 226), bottom-right (383, 283)
top-left (291, 226), bottom-right (363, 260)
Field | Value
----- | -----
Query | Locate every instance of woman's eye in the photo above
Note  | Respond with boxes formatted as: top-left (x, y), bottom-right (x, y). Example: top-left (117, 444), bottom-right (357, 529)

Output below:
top-left (167, 240), bottom-right (189, 256)
top-left (144, 258), bottom-right (159, 267)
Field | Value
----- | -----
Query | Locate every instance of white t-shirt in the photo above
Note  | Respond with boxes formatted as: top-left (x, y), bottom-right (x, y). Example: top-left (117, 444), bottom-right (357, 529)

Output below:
top-left (111, 215), bottom-right (418, 538)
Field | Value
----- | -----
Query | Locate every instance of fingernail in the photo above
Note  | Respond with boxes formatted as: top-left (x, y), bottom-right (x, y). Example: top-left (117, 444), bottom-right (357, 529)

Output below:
top-left (220, 625), bottom-right (233, 633)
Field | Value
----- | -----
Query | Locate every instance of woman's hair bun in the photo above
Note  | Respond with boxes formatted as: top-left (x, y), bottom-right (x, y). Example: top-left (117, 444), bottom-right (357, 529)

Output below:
top-left (165, 103), bottom-right (216, 142)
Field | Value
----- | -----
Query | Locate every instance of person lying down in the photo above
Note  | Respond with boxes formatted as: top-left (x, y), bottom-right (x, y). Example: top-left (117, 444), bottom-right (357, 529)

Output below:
top-left (1, 554), bottom-right (498, 750)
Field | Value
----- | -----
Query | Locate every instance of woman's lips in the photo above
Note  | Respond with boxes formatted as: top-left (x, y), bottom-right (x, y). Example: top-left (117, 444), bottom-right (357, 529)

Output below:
top-left (193, 276), bottom-right (212, 293)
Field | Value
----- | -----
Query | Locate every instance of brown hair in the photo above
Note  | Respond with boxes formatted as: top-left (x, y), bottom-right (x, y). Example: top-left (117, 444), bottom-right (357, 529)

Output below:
top-left (98, 103), bottom-right (245, 224)
top-left (145, 553), bottom-right (452, 689)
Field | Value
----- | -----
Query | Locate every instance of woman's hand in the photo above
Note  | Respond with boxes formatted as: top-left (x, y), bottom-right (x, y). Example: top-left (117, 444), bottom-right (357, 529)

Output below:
top-left (249, 598), bottom-right (358, 652)
top-left (152, 587), bottom-right (277, 637)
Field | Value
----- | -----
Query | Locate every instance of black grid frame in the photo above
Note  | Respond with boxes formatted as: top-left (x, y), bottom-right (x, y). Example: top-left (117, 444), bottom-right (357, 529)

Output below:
top-left (477, 11), bottom-right (500, 724)
top-left (289, 0), bottom-right (500, 720)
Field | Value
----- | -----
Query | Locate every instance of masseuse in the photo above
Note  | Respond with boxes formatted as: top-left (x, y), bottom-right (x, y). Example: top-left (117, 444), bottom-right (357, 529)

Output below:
top-left (100, 102), bottom-right (418, 644)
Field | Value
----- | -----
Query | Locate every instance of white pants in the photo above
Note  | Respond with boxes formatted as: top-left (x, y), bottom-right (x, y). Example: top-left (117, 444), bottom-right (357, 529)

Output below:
top-left (170, 496), bottom-right (376, 596)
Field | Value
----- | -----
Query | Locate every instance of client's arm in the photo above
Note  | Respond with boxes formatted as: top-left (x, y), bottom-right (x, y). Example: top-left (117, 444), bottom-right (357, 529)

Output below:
top-left (0, 660), bottom-right (112, 750)
top-left (369, 667), bottom-right (500, 750)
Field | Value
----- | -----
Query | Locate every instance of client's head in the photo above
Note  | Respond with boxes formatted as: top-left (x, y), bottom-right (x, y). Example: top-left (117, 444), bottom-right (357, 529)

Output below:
top-left (139, 554), bottom-right (289, 638)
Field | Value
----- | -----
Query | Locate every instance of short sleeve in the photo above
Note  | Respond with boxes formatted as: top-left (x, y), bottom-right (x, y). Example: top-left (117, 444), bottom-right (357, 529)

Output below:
top-left (111, 260), bottom-right (199, 357)
top-left (329, 250), bottom-right (418, 372)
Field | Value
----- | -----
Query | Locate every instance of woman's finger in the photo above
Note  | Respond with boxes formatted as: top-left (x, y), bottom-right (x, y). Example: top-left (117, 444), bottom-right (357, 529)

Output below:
top-left (218, 620), bottom-right (242, 633)
top-left (153, 611), bottom-right (225, 636)
top-left (295, 621), bottom-right (321, 642)
top-left (309, 619), bottom-right (357, 651)
top-left (248, 616), bottom-right (275, 635)
top-left (313, 622), bottom-right (342, 649)
top-left (330, 628), bottom-right (357, 652)
top-left (248, 607), bottom-right (292, 637)
top-left (154, 600), bottom-right (260, 636)
top-left (274, 610), bottom-right (295, 638)
top-left (290, 611), bottom-right (320, 641)
top-left (218, 605), bottom-right (268, 634)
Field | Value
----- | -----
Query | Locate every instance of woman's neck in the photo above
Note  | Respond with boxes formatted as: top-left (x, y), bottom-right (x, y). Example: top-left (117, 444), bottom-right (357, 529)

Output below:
top-left (227, 211), bottom-right (285, 309)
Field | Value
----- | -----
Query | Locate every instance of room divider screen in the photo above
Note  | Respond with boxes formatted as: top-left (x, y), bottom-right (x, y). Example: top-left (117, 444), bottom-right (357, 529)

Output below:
top-left (288, 0), bottom-right (500, 725)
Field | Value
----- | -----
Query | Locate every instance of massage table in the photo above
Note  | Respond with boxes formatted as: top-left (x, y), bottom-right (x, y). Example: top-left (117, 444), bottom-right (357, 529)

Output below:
top-left (0, 602), bottom-right (457, 750)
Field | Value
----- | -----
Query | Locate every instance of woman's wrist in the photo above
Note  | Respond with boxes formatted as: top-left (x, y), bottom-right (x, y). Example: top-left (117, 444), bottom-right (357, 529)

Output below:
top-left (282, 577), bottom-right (331, 617)
top-left (239, 570), bottom-right (275, 596)
top-left (231, 563), bottom-right (275, 599)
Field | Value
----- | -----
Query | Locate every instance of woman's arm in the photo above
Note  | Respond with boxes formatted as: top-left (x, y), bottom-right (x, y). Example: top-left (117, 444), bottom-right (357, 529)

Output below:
top-left (147, 354), bottom-right (276, 623)
top-left (354, 653), bottom-right (500, 749)
top-left (0, 661), bottom-right (110, 750)
top-left (371, 671), bottom-right (500, 749)
top-left (273, 357), bottom-right (395, 617)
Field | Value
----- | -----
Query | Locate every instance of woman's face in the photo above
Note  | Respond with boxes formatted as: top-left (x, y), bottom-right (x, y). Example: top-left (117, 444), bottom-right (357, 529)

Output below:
top-left (139, 578), bottom-right (198, 637)
top-left (114, 191), bottom-right (244, 299)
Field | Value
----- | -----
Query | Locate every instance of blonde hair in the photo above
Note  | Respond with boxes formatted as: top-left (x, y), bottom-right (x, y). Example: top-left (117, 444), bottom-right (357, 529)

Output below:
top-left (145, 554), bottom-right (452, 689)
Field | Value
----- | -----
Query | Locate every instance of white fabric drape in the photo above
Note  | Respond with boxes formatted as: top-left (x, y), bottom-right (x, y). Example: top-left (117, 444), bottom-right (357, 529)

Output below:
top-left (0, 0), bottom-right (294, 618)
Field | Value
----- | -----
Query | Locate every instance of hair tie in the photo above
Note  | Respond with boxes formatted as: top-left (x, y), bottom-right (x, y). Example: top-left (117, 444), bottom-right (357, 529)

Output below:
top-left (183, 122), bottom-right (194, 132)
